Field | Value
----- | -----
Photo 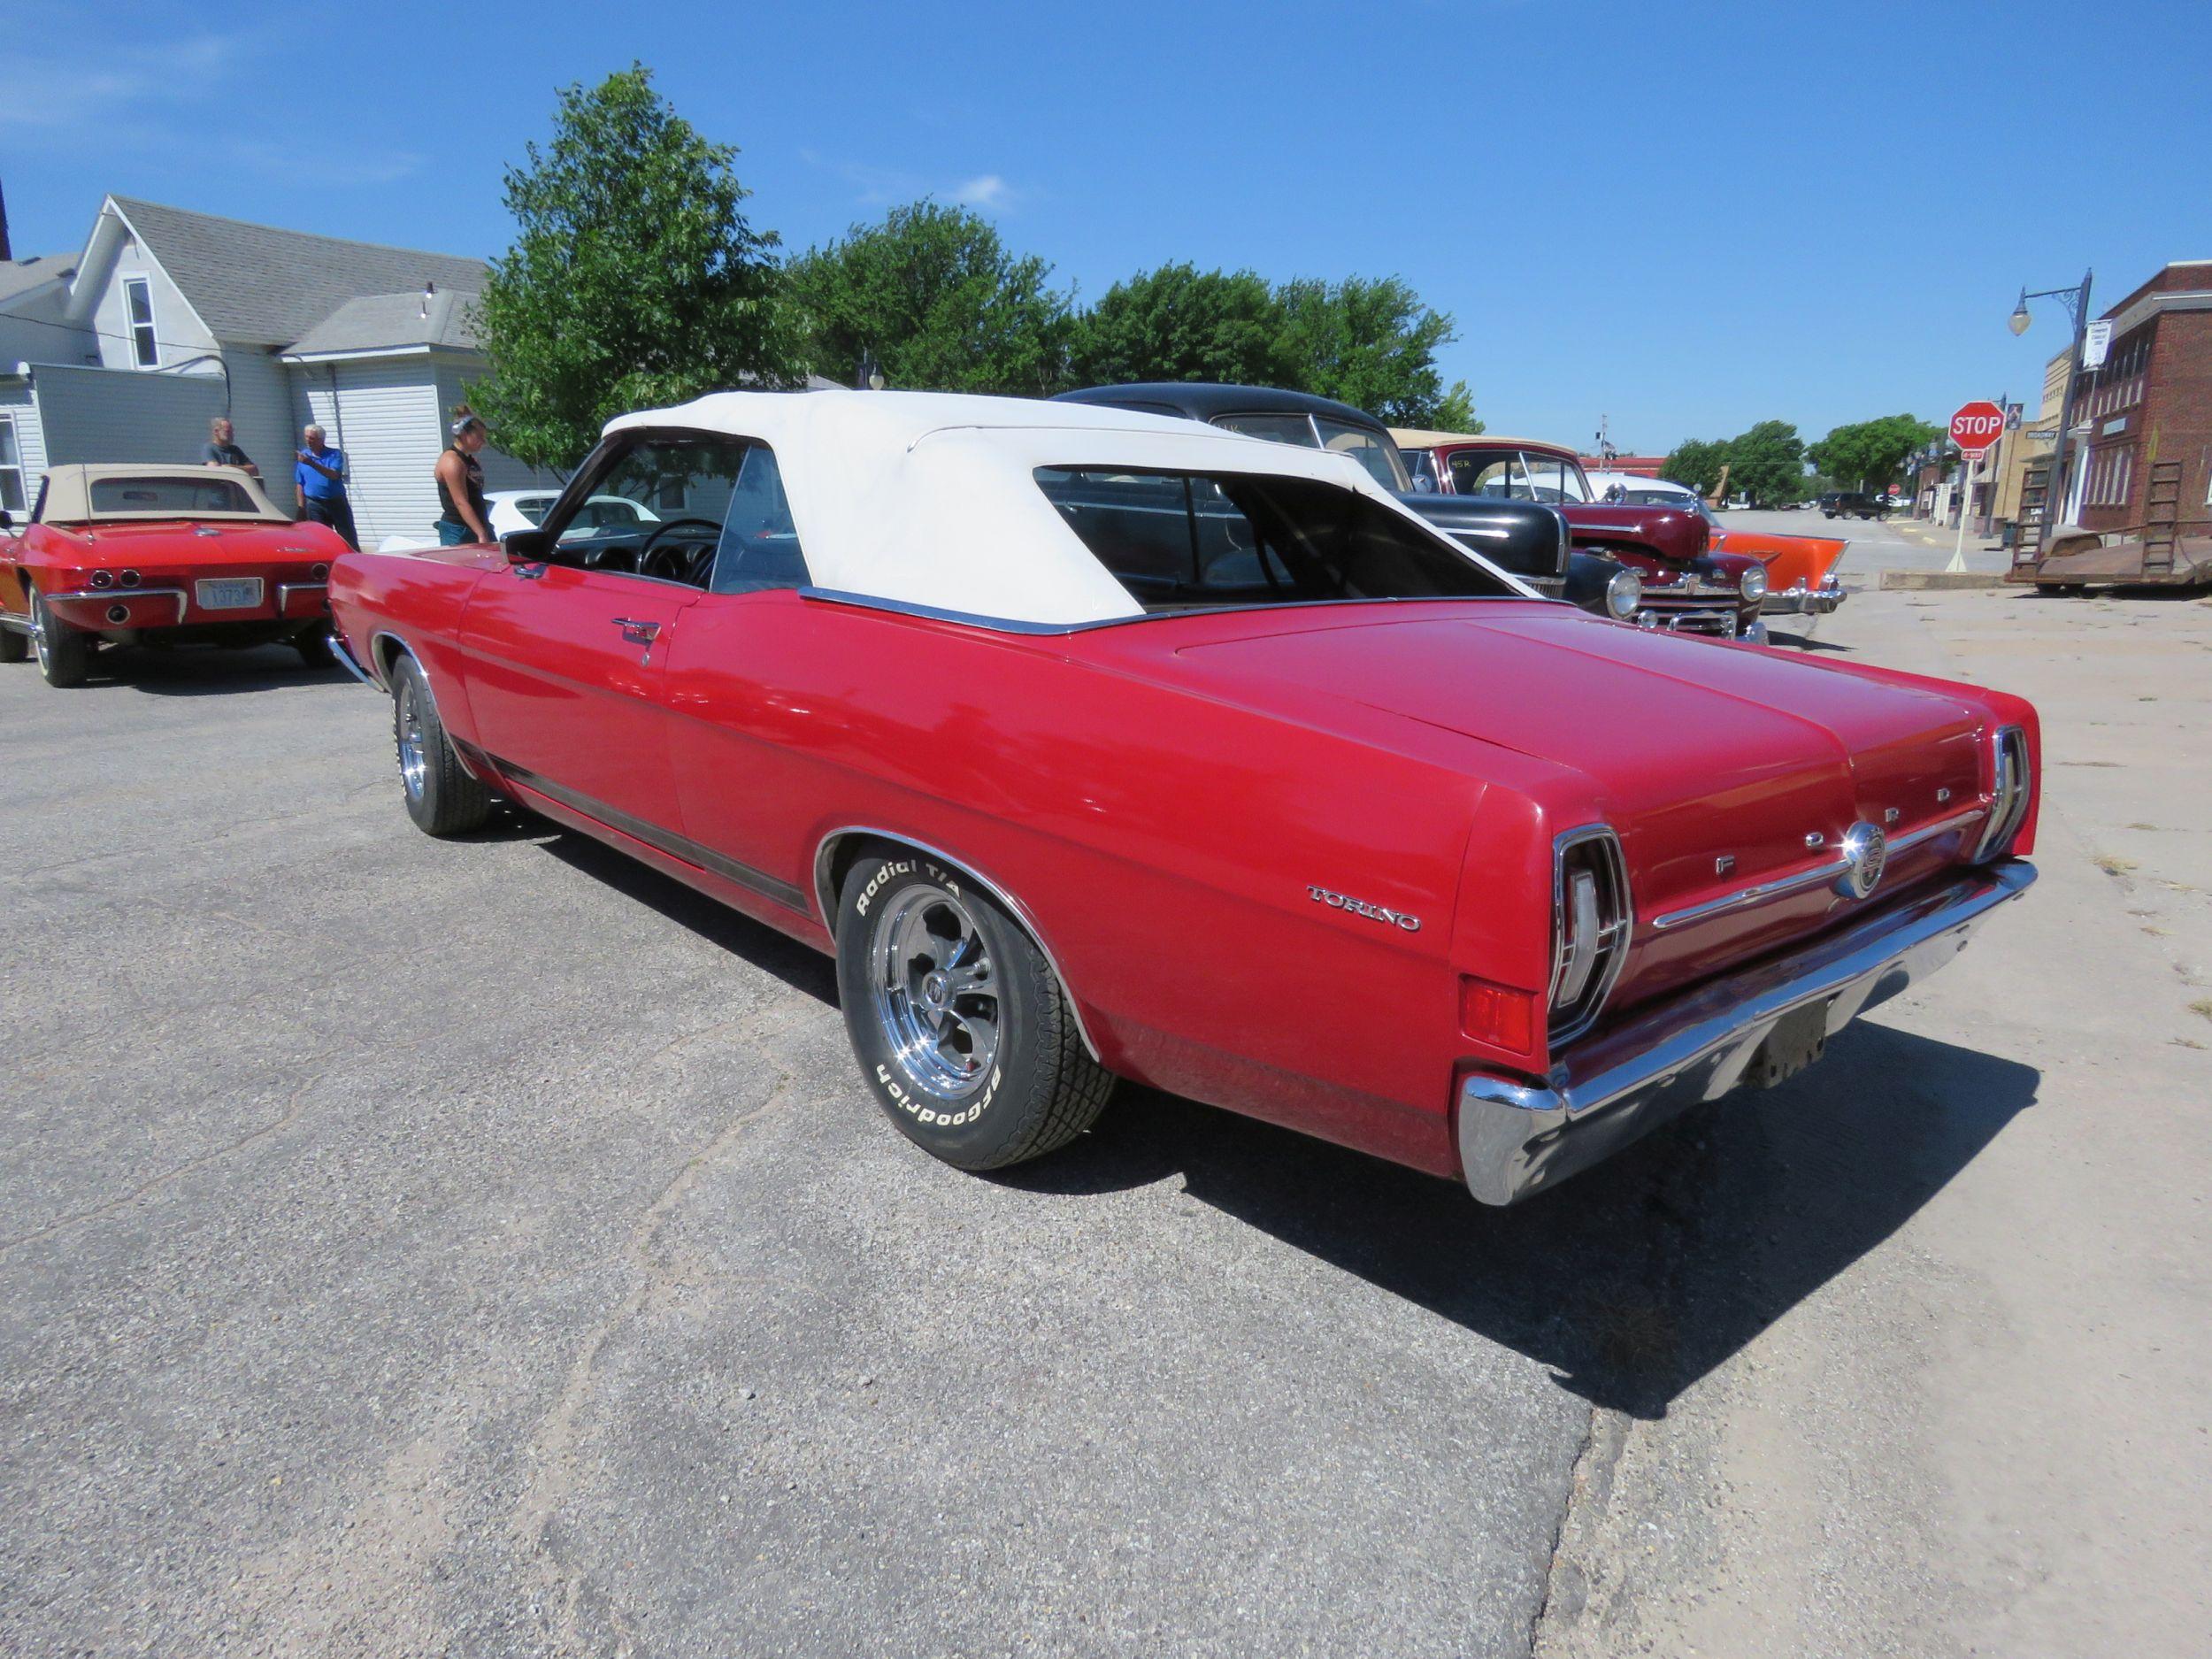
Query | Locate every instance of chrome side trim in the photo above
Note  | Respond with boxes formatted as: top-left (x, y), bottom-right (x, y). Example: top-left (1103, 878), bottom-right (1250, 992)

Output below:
top-left (1458, 860), bottom-right (2036, 1204)
top-left (44, 586), bottom-right (188, 623)
top-left (811, 826), bottom-right (1104, 1063)
top-left (326, 629), bottom-right (378, 688)
top-left (1650, 807), bottom-right (1989, 933)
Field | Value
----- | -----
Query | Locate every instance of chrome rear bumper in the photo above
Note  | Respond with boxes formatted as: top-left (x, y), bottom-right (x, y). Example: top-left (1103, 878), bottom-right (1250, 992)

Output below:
top-left (1456, 860), bottom-right (2034, 1205)
top-left (1762, 578), bottom-right (1847, 616)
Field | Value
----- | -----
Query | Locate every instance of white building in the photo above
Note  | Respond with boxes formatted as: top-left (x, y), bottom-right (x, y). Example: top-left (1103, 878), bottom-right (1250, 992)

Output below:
top-left (0, 196), bottom-right (557, 543)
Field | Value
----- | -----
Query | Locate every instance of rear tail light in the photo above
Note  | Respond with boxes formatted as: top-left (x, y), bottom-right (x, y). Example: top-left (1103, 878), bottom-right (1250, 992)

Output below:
top-left (1974, 726), bottom-right (2032, 862)
top-left (312, 562), bottom-right (330, 580)
top-left (89, 568), bottom-right (115, 588)
top-left (119, 569), bottom-right (141, 588)
top-left (1549, 826), bottom-right (1632, 1045)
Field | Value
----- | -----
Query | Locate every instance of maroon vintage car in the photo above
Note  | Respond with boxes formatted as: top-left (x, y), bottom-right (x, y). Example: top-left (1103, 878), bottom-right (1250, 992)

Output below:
top-left (329, 391), bottom-right (2039, 1206)
top-left (0, 464), bottom-right (348, 686)
top-left (1394, 431), bottom-right (1772, 641)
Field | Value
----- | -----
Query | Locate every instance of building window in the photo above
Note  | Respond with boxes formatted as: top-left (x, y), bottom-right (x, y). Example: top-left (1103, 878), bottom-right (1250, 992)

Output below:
top-left (123, 276), bottom-right (158, 367)
top-left (0, 413), bottom-right (24, 512)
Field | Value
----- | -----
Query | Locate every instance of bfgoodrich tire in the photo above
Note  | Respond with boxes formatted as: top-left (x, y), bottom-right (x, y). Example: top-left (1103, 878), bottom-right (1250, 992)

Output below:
top-left (389, 652), bottom-right (489, 836)
top-left (836, 849), bottom-right (1113, 1171)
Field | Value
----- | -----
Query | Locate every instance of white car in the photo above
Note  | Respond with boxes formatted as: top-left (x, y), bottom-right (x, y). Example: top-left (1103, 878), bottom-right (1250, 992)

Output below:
top-left (488, 490), bottom-right (663, 538)
top-left (376, 492), bottom-right (663, 552)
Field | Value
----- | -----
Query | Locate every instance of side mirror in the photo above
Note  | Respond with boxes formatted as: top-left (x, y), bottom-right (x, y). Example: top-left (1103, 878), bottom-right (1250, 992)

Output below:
top-left (0, 509), bottom-right (12, 531)
top-left (503, 528), bottom-right (552, 562)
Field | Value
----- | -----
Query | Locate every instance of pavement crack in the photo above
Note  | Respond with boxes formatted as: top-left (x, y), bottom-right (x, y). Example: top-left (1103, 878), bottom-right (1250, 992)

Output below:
top-left (511, 1045), bottom-right (800, 1655)
top-left (0, 1064), bottom-right (329, 1258)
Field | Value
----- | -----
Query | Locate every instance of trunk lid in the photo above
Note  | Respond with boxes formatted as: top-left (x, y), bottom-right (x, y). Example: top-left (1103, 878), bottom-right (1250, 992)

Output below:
top-left (1125, 602), bottom-right (1990, 1010)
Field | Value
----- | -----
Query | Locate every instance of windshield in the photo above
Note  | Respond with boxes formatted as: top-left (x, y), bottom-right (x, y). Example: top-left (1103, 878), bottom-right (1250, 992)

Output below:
top-left (1035, 466), bottom-right (1511, 612)
top-left (1446, 448), bottom-right (1593, 503)
top-left (1211, 411), bottom-right (1414, 493)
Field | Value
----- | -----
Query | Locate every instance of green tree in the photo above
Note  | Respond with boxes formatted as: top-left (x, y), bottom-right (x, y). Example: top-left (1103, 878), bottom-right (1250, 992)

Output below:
top-left (1724, 419), bottom-right (1808, 506)
top-left (1275, 275), bottom-right (1463, 425)
top-left (1065, 263), bottom-right (1287, 387)
top-left (1808, 414), bottom-right (1942, 494)
top-left (785, 202), bottom-right (1072, 396)
top-left (472, 65), bottom-right (792, 472)
top-left (1430, 380), bottom-right (1482, 434)
top-left (1663, 438), bottom-right (1730, 496)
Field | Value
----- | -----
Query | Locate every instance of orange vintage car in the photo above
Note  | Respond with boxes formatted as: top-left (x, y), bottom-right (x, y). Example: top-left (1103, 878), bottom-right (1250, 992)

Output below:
top-left (1583, 473), bottom-right (1848, 618)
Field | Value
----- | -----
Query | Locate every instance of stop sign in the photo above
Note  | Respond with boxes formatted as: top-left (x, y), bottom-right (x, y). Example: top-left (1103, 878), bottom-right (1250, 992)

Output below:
top-left (1950, 401), bottom-right (2006, 456)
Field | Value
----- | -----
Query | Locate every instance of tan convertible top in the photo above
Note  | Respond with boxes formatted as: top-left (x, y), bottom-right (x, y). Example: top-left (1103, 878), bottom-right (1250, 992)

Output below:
top-left (37, 464), bottom-right (290, 526)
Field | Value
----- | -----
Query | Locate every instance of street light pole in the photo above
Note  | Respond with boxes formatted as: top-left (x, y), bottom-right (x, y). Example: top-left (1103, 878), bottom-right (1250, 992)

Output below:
top-left (2010, 269), bottom-right (2093, 556)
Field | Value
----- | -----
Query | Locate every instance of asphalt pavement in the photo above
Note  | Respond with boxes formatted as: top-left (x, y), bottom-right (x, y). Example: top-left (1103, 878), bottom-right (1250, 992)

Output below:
top-left (2, 564), bottom-right (2203, 1657)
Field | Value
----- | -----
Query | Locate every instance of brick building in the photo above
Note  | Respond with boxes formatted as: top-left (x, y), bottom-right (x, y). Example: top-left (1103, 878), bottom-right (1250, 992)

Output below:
top-left (2064, 260), bottom-right (2212, 536)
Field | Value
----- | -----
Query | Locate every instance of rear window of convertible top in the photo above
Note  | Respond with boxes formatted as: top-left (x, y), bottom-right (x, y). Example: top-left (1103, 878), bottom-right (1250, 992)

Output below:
top-left (1033, 467), bottom-right (1509, 611)
top-left (89, 477), bottom-right (260, 516)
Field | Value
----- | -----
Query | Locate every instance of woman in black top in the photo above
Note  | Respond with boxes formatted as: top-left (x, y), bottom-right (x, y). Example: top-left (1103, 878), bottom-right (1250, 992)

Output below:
top-left (434, 408), bottom-right (493, 544)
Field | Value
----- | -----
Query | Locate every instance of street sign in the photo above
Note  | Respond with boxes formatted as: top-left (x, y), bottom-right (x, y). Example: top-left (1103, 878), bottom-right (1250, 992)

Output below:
top-left (1950, 401), bottom-right (2006, 456)
top-left (2083, 320), bottom-right (2112, 370)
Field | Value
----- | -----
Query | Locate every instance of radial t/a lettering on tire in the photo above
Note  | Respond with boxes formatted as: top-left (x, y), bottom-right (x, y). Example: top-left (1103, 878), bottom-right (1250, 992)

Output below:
top-left (835, 849), bottom-right (1114, 1171)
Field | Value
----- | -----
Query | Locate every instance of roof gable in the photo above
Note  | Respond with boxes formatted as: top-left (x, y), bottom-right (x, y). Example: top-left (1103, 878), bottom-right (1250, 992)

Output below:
top-left (108, 196), bottom-right (488, 347)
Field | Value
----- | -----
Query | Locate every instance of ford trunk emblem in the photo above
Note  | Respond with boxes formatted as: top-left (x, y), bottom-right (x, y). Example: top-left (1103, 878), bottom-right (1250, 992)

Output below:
top-left (1836, 822), bottom-right (1888, 899)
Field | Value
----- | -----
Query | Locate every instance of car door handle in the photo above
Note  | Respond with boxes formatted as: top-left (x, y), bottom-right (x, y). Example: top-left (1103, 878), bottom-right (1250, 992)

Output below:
top-left (611, 616), bottom-right (660, 644)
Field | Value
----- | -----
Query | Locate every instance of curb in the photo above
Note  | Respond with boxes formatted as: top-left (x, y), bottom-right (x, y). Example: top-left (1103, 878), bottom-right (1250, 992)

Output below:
top-left (1878, 571), bottom-right (2008, 591)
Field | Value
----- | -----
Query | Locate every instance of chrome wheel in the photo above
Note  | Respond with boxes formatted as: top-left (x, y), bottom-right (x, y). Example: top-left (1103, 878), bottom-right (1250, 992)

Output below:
top-left (869, 887), bottom-right (1000, 1099)
top-left (29, 593), bottom-right (50, 673)
top-left (396, 679), bottom-right (427, 802)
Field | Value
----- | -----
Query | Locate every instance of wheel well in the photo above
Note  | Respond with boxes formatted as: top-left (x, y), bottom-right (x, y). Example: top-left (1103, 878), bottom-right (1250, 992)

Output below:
top-left (813, 828), bottom-right (1103, 1063)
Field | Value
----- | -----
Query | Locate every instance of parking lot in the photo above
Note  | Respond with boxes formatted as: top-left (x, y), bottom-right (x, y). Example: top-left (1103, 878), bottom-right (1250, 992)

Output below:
top-left (3, 560), bottom-right (2206, 1657)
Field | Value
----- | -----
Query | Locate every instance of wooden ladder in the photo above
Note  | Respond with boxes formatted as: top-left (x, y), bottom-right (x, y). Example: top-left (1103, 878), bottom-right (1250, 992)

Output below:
top-left (2140, 460), bottom-right (2183, 578)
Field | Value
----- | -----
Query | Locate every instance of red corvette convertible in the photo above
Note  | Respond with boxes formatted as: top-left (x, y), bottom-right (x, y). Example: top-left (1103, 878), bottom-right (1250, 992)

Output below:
top-left (329, 393), bottom-right (2039, 1205)
top-left (0, 464), bottom-right (347, 686)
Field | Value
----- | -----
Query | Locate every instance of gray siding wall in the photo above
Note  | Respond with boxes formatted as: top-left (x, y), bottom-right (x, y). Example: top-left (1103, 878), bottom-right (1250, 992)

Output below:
top-left (0, 380), bottom-right (46, 514)
top-left (31, 364), bottom-right (225, 470)
top-left (224, 348), bottom-right (299, 510)
top-left (299, 358), bottom-right (443, 547)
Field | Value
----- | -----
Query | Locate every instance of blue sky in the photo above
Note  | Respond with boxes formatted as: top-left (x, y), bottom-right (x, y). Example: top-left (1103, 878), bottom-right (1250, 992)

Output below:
top-left (3, 0), bottom-right (2203, 452)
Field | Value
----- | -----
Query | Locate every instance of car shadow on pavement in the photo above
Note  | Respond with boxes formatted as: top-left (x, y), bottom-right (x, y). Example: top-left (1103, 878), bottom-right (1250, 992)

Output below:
top-left (511, 820), bottom-right (2039, 1422)
top-left (67, 643), bottom-right (346, 695)
top-left (999, 1022), bottom-right (2039, 1420)
top-left (535, 826), bottom-right (841, 1007)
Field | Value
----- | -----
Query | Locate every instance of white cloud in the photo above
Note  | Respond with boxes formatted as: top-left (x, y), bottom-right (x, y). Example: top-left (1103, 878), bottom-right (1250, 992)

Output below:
top-left (0, 34), bottom-right (244, 128)
top-left (953, 174), bottom-right (1010, 210)
top-left (799, 152), bottom-right (1027, 216)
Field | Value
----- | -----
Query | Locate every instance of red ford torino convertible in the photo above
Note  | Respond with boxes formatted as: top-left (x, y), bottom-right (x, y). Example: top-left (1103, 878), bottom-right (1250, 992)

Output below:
top-left (0, 464), bottom-right (347, 687)
top-left (328, 393), bottom-right (2038, 1205)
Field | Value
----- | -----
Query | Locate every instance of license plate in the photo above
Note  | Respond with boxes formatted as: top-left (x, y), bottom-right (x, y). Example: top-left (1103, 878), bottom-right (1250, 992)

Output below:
top-left (1747, 1000), bottom-right (1831, 1089)
top-left (196, 578), bottom-right (264, 610)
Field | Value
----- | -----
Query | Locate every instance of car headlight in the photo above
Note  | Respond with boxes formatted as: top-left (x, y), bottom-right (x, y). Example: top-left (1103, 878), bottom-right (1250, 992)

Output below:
top-left (1605, 567), bottom-right (1642, 620)
top-left (1740, 565), bottom-right (1768, 603)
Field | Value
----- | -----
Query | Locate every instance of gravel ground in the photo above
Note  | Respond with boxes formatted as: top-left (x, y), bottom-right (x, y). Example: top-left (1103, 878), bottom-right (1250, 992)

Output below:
top-left (3, 572), bottom-right (2200, 1657)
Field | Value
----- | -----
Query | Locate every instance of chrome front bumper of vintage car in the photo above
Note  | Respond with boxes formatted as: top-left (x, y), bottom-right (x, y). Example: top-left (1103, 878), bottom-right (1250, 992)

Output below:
top-left (1455, 859), bottom-right (2035, 1205)
top-left (1759, 575), bottom-right (1847, 617)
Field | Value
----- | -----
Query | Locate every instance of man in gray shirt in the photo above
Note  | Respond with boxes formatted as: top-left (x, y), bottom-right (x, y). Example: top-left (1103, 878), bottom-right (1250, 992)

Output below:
top-left (202, 416), bottom-right (258, 479)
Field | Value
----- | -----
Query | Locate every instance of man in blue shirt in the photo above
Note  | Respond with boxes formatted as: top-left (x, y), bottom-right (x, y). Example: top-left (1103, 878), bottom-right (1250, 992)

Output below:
top-left (294, 424), bottom-right (357, 549)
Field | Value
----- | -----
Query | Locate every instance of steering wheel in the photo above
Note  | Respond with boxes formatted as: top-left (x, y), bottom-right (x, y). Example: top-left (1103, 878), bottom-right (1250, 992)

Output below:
top-left (636, 518), bottom-right (722, 584)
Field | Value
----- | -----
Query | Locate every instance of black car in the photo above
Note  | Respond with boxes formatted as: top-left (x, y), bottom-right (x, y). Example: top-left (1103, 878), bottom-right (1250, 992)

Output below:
top-left (1052, 383), bottom-right (1643, 623)
top-left (1820, 491), bottom-right (1887, 520)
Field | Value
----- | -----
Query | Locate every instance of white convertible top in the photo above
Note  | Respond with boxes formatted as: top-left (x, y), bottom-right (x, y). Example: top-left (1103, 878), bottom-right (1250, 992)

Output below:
top-left (604, 390), bottom-right (1515, 626)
